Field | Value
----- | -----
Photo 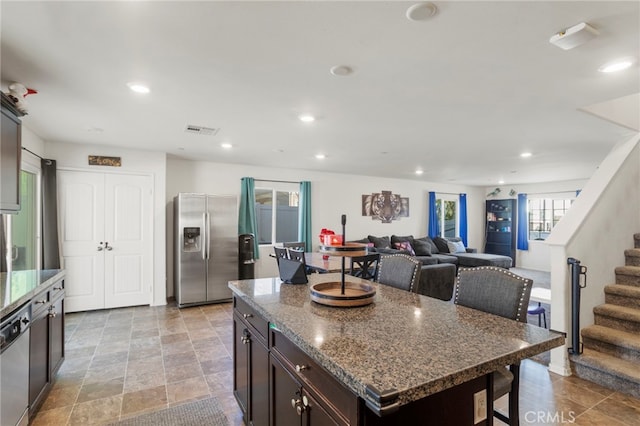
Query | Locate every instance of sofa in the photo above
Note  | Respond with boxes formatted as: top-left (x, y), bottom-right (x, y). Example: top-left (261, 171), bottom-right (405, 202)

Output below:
top-left (350, 234), bottom-right (513, 301)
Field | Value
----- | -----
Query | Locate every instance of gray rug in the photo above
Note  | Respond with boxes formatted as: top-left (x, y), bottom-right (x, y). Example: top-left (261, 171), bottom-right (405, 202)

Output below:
top-left (108, 397), bottom-right (229, 426)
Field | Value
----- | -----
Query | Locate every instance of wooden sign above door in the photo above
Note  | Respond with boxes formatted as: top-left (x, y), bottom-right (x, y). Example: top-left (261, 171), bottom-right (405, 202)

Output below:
top-left (88, 155), bottom-right (121, 167)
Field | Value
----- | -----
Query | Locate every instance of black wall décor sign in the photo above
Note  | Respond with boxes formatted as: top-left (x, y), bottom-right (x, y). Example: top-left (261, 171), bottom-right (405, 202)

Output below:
top-left (88, 155), bottom-right (121, 167)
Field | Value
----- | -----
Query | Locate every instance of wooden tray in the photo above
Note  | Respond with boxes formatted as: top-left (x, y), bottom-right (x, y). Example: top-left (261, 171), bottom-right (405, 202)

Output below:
top-left (318, 242), bottom-right (368, 257)
top-left (309, 281), bottom-right (376, 307)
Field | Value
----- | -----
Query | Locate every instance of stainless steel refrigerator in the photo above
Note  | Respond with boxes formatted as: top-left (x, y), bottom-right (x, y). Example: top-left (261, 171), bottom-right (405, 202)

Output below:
top-left (174, 193), bottom-right (238, 307)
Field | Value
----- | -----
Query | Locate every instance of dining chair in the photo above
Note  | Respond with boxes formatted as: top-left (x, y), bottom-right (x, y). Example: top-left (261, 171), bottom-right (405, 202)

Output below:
top-left (349, 253), bottom-right (380, 281)
top-left (283, 241), bottom-right (306, 252)
top-left (454, 266), bottom-right (533, 426)
top-left (273, 247), bottom-right (289, 265)
top-left (376, 254), bottom-right (422, 292)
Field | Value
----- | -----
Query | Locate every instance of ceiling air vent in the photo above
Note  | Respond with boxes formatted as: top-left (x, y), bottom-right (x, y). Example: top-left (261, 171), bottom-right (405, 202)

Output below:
top-left (184, 125), bottom-right (219, 136)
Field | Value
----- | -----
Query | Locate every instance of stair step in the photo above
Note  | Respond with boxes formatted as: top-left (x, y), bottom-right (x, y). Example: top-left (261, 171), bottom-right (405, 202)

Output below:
top-left (594, 304), bottom-right (640, 333)
top-left (605, 284), bottom-right (640, 309)
top-left (570, 348), bottom-right (640, 398)
top-left (581, 325), bottom-right (640, 362)
top-left (625, 248), bottom-right (640, 267)
top-left (615, 266), bottom-right (640, 287)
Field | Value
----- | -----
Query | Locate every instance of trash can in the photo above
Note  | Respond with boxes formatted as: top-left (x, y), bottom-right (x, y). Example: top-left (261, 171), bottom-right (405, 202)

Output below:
top-left (238, 233), bottom-right (255, 279)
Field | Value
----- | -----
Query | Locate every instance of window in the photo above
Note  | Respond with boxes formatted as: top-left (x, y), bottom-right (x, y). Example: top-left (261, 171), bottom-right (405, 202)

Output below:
top-left (255, 185), bottom-right (299, 245)
top-left (435, 196), bottom-right (457, 238)
top-left (528, 198), bottom-right (573, 241)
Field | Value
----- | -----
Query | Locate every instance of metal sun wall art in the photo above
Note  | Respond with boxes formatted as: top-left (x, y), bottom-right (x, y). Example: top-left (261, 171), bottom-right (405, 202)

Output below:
top-left (362, 190), bottom-right (409, 223)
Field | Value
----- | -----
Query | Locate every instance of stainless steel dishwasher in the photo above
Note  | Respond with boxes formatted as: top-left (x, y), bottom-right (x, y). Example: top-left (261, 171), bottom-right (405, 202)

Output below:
top-left (1, 303), bottom-right (31, 426)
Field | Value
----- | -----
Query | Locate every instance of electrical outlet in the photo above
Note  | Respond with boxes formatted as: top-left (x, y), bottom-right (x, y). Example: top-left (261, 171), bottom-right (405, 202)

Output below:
top-left (473, 389), bottom-right (487, 424)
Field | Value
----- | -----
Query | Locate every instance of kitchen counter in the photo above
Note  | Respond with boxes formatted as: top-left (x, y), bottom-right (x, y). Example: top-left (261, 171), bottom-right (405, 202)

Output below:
top-left (229, 273), bottom-right (564, 414)
top-left (0, 269), bottom-right (66, 319)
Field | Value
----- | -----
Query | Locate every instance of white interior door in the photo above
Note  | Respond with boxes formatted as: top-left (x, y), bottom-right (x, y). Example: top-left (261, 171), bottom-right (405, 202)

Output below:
top-left (104, 174), bottom-right (153, 308)
top-left (59, 170), bottom-right (153, 312)
top-left (58, 171), bottom-right (105, 312)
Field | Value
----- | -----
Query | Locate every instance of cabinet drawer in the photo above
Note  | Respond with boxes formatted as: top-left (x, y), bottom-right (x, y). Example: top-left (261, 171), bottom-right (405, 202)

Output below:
top-left (234, 296), bottom-right (268, 343)
top-left (49, 280), bottom-right (65, 301)
top-left (31, 291), bottom-right (50, 315)
top-left (271, 328), bottom-right (358, 425)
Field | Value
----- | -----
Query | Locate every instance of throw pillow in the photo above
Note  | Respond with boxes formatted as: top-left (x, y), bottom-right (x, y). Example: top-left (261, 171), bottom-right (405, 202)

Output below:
top-left (412, 239), bottom-right (432, 256)
top-left (446, 240), bottom-right (466, 253)
top-left (393, 241), bottom-right (416, 256)
top-left (368, 235), bottom-right (391, 249)
top-left (390, 235), bottom-right (414, 245)
top-left (433, 237), bottom-right (450, 253)
top-left (415, 237), bottom-right (439, 254)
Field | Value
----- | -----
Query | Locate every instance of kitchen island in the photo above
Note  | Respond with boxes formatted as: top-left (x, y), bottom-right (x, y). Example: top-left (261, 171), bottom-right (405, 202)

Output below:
top-left (229, 273), bottom-right (564, 425)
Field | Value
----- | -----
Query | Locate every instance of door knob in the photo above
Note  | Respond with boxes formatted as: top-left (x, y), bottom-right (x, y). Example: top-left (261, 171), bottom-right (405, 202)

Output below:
top-left (105, 242), bottom-right (113, 251)
top-left (98, 242), bottom-right (104, 251)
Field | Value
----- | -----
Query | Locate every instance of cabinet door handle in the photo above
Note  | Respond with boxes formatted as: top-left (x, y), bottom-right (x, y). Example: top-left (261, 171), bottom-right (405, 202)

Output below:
top-left (295, 364), bottom-right (307, 372)
top-left (53, 286), bottom-right (62, 291)
top-left (242, 313), bottom-right (253, 319)
top-left (34, 299), bottom-right (47, 305)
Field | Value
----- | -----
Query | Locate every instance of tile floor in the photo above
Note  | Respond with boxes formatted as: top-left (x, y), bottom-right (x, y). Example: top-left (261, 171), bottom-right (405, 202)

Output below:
top-left (31, 302), bottom-right (640, 425)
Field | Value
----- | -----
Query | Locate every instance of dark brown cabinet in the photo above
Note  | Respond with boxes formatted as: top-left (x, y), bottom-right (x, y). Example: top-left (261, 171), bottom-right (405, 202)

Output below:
top-left (29, 279), bottom-right (65, 415)
top-left (233, 297), bottom-right (269, 426)
top-left (0, 92), bottom-right (22, 213)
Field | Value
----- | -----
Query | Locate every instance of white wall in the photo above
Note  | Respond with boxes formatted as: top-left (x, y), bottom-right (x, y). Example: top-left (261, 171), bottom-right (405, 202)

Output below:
top-left (45, 141), bottom-right (168, 306)
top-left (166, 157), bottom-right (485, 298)
top-left (483, 179), bottom-right (587, 272)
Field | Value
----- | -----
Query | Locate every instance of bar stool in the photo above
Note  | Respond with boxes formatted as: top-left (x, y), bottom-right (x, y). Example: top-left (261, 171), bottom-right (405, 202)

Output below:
top-left (528, 302), bottom-right (547, 328)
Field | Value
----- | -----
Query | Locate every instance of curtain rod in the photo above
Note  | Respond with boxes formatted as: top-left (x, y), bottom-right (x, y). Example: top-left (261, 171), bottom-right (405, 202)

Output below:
top-left (22, 147), bottom-right (53, 165)
top-left (255, 178), bottom-right (300, 184)
top-left (434, 192), bottom-right (463, 196)
top-left (523, 190), bottom-right (579, 196)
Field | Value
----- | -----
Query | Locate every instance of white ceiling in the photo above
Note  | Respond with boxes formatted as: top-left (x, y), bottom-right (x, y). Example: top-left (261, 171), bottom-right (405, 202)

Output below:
top-left (1, 1), bottom-right (638, 186)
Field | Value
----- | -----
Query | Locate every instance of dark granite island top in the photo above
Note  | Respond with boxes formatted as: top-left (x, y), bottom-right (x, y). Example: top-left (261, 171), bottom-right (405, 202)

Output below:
top-left (229, 273), bottom-right (564, 416)
top-left (1, 269), bottom-right (66, 318)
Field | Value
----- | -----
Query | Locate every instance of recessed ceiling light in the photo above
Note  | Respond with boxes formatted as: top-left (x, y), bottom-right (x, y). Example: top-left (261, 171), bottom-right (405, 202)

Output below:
top-left (330, 65), bottom-right (353, 76)
top-left (221, 143), bottom-right (233, 149)
top-left (498, 180), bottom-right (505, 185)
top-left (406, 2), bottom-right (438, 21)
top-left (520, 152), bottom-right (532, 158)
top-left (127, 82), bottom-right (150, 94)
top-left (415, 170), bottom-right (424, 175)
top-left (299, 114), bottom-right (315, 123)
top-left (598, 57), bottom-right (636, 73)
top-left (315, 154), bottom-right (326, 160)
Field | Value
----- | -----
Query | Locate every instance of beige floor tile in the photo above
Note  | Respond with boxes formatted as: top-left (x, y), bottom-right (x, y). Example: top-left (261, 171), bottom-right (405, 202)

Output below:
top-left (121, 385), bottom-right (167, 416)
top-left (76, 377), bottom-right (125, 404)
top-left (40, 384), bottom-right (81, 411)
top-left (165, 361), bottom-right (203, 383)
top-left (30, 405), bottom-right (74, 426)
top-left (166, 376), bottom-right (210, 404)
top-left (124, 371), bottom-right (167, 393)
top-left (67, 395), bottom-right (123, 426)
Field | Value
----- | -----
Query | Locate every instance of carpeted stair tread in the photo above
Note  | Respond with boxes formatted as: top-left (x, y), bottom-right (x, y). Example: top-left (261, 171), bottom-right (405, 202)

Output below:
top-left (614, 266), bottom-right (640, 286)
top-left (581, 324), bottom-right (640, 353)
top-left (571, 348), bottom-right (640, 393)
top-left (605, 284), bottom-right (640, 298)
top-left (593, 303), bottom-right (640, 322)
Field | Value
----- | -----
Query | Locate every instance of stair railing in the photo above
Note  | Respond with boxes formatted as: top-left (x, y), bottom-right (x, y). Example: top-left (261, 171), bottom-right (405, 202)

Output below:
top-left (567, 257), bottom-right (587, 355)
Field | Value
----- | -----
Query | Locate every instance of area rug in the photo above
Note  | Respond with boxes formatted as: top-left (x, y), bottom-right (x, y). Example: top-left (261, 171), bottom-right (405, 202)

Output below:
top-left (108, 397), bottom-right (229, 426)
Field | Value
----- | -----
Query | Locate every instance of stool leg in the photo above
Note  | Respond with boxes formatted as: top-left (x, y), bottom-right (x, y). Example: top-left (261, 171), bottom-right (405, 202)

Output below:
top-left (543, 310), bottom-right (547, 329)
top-left (537, 302), bottom-right (542, 327)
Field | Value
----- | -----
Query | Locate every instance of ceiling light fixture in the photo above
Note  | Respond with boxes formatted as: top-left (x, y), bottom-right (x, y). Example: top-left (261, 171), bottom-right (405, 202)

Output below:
top-left (549, 22), bottom-right (598, 50)
top-left (221, 143), bottom-right (233, 149)
top-left (415, 170), bottom-right (424, 175)
top-left (330, 65), bottom-right (353, 77)
top-left (598, 57), bottom-right (636, 73)
top-left (299, 114), bottom-right (315, 123)
top-left (406, 2), bottom-right (438, 21)
top-left (498, 180), bottom-right (505, 185)
top-left (315, 154), bottom-right (326, 160)
top-left (127, 82), bottom-right (150, 94)
top-left (520, 152), bottom-right (532, 158)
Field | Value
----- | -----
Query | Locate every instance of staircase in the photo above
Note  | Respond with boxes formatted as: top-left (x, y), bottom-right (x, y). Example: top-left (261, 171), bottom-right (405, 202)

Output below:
top-left (570, 233), bottom-right (640, 399)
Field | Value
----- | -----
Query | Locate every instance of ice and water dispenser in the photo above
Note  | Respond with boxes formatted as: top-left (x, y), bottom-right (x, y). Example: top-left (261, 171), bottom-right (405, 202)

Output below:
top-left (183, 227), bottom-right (201, 252)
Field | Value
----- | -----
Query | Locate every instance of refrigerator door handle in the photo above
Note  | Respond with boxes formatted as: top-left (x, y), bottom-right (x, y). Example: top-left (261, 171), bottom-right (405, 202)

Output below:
top-left (202, 212), bottom-right (207, 260)
top-left (206, 211), bottom-right (211, 260)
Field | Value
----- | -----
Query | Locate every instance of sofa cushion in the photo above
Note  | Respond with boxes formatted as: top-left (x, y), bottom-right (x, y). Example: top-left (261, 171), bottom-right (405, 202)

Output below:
top-left (368, 235), bottom-right (391, 249)
top-left (412, 239), bottom-right (432, 256)
top-left (433, 237), bottom-right (451, 253)
top-left (393, 241), bottom-right (415, 256)
top-left (350, 237), bottom-right (371, 245)
top-left (415, 236), bottom-right (439, 254)
top-left (432, 253), bottom-right (459, 265)
top-left (414, 255), bottom-right (438, 265)
top-left (454, 253), bottom-right (512, 268)
top-left (447, 240), bottom-right (466, 253)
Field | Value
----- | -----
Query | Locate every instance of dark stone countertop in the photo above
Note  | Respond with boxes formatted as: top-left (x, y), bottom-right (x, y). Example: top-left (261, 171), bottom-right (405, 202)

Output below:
top-left (1, 269), bottom-right (66, 318)
top-left (229, 273), bottom-right (565, 411)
